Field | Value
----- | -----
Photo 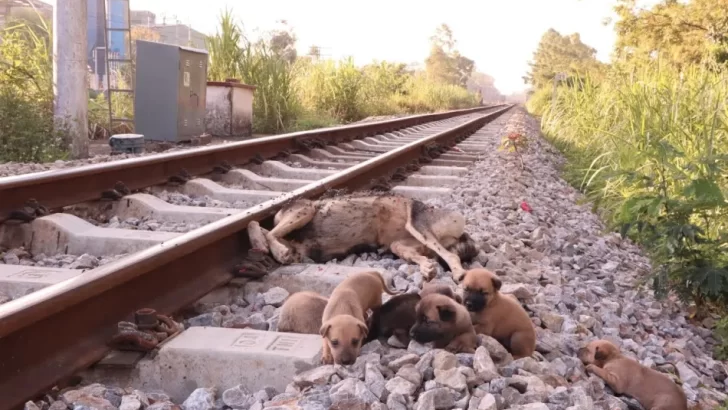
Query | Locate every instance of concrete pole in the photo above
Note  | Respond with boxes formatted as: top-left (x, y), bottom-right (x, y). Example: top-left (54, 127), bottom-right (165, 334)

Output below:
top-left (54, 0), bottom-right (89, 159)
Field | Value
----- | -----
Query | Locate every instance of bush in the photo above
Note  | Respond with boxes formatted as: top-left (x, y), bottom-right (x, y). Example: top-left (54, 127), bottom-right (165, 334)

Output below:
top-left (0, 11), bottom-right (69, 162)
top-left (0, 89), bottom-right (68, 162)
top-left (207, 9), bottom-right (299, 134)
top-left (539, 63), bottom-right (728, 314)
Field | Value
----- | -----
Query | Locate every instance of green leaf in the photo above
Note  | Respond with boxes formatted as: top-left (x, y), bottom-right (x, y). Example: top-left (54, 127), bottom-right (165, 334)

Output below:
top-left (682, 178), bottom-right (725, 207)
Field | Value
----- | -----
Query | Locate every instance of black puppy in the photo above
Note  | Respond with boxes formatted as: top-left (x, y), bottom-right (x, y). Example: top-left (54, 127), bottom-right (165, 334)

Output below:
top-left (366, 292), bottom-right (421, 345)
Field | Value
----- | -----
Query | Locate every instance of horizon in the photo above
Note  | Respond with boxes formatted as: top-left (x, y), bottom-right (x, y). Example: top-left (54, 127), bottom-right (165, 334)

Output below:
top-left (39, 0), bottom-right (662, 95)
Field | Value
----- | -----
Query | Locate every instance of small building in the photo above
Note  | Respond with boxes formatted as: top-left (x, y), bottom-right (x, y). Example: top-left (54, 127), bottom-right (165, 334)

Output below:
top-left (205, 79), bottom-right (256, 138)
top-left (150, 23), bottom-right (207, 51)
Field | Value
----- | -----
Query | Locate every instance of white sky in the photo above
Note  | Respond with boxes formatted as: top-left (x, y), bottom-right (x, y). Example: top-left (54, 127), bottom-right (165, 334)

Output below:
top-left (42, 0), bottom-right (662, 95)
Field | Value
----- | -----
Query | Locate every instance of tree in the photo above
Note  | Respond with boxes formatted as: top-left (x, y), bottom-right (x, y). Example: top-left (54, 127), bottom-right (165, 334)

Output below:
top-left (467, 71), bottom-right (503, 103)
top-left (425, 24), bottom-right (474, 87)
top-left (524, 29), bottom-right (603, 89)
top-left (268, 20), bottom-right (297, 63)
top-left (613, 0), bottom-right (728, 68)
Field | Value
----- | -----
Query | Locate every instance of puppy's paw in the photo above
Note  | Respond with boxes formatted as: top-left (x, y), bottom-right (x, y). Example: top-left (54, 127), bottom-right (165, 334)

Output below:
top-left (585, 364), bottom-right (599, 374)
top-left (321, 352), bottom-right (334, 365)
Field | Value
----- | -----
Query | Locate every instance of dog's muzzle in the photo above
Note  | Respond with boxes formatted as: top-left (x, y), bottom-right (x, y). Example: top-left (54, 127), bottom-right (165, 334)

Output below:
top-left (409, 324), bottom-right (440, 343)
top-left (576, 347), bottom-right (590, 363)
top-left (463, 292), bottom-right (486, 312)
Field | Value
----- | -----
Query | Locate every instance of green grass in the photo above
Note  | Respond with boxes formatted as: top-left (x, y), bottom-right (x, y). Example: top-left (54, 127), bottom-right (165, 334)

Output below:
top-left (532, 62), bottom-right (728, 321)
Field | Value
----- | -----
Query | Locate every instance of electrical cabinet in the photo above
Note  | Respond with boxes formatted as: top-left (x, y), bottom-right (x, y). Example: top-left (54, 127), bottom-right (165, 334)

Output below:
top-left (134, 40), bottom-right (208, 142)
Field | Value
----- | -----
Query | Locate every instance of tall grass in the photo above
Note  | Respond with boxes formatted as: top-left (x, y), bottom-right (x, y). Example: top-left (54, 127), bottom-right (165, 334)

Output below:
top-left (207, 9), bottom-right (481, 134)
top-left (537, 63), bottom-right (728, 316)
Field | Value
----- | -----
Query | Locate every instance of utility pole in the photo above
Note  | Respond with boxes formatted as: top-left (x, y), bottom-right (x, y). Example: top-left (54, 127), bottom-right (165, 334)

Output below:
top-left (54, 0), bottom-right (89, 159)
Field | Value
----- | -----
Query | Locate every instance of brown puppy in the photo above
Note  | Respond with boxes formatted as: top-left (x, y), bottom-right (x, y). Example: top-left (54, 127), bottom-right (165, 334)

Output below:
top-left (579, 340), bottom-right (688, 410)
top-left (278, 291), bottom-right (328, 334)
top-left (409, 293), bottom-right (477, 354)
top-left (365, 292), bottom-right (420, 345)
top-left (420, 282), bottom-right (463, 304)
top-left (461, 268), bottom-right (535, 359)
top-left (320, 271), bottom-right (400, 365)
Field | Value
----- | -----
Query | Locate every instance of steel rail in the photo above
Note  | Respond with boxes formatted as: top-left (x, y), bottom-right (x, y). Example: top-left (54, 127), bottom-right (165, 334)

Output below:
top-left (0, 105), bottom-right (505, 222)
top-left (0, 105), bottom-right (512, 410)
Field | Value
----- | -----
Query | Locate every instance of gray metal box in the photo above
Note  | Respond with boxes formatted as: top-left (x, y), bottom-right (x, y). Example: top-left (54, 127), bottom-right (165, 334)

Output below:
top-left (134, 40), bottom-right (208, 142)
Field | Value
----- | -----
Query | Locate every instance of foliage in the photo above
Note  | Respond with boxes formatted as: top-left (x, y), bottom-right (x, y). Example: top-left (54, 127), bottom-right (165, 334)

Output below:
top-left (715, 317), bottom-right (728, 360)
top-left (425, 24), bottom-right (475, 87)
top-left (498, 132), bottom-right (528, 170)
top-left (540, 63), bottom-right (728, 313)
top-left (524, 29), bottom-right (605, 90)
top-left (267, 20), bottom-right (297, 64)
top-left (206, 12), bottom-right (483, 133)
top-left (207, 9), bottom-right (299, 133)
top-left (613, 0), bottom-right (728, 69)
top-left (0, 11), bottom-right (68, 162)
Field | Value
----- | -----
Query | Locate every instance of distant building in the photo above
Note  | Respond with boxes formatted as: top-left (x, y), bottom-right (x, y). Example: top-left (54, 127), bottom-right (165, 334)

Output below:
top-left (130, 9), bottom-right (155, 26)
top-left (148, 23), bottom-right (207, 50)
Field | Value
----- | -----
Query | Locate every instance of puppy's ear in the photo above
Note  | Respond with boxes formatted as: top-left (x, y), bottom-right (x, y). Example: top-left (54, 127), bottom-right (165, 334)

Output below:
top-left (319, 322), bottom-right (332, 338)
top-left (437, 304), bottom-right (456, 322)
top-left (491, 276), bottom-right (502, 292)
top-left (357, 320), bottom-right (369, 339)
top-left (594, 346), bottom-right (608, 361)
top-left (453, 293), bottom-right (463, 304)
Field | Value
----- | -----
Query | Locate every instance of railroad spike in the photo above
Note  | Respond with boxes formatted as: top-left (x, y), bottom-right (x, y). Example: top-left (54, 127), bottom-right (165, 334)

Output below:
top-left (168, 169), bottom-right (192, 185)
top-left (213, 160), bottom-right (233, 174)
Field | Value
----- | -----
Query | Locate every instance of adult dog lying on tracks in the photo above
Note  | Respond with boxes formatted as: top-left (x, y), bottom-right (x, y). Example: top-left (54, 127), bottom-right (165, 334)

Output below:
top-left (247, 193), bottom-right (478, 280)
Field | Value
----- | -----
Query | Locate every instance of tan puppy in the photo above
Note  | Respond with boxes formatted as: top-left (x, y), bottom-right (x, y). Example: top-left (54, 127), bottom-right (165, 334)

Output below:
top-left (579, 340), bottom-right (688, 410)
top-left (460, 268), bottom-right (535, 359)
top-left (278, 291), bottom-right (328, 334)
top-left (409, 293), bottom-right (477, 354)
top-left (320, 271), bottom-right (400, 365)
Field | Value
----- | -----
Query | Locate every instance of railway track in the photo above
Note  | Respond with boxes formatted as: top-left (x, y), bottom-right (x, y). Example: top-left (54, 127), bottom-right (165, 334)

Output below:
top-left (0, 104), bottom-right (513, 409)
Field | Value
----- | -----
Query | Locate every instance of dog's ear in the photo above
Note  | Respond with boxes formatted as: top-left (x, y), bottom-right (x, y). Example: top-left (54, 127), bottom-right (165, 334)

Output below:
top-left (437, 304), bottom-right (456, 322)
top-left (319, 322), bottom-right (332, 338)
top-left (594, 346), bottom-right (608, 361)
top-left (491, 276), bottom-right (502, 292)
top-left (453, 292), bottom-right (463, 304)
top-left (357, 320), bottom-right (369, 339)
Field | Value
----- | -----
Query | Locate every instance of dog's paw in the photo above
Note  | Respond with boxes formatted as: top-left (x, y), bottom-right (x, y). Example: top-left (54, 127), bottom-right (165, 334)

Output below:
top-left (585, 364), bottom-right (599, 374)
top-left (452, 268), bottom-right (466, 282)
top-left (320, 352), bottom-right (334, 365)
top-left (419, 260), bottom-right (437, 280)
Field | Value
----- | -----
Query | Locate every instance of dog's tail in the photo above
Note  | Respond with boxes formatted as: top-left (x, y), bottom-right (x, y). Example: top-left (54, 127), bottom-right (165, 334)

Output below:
top-left (371, 271), bottom-right (402, 296)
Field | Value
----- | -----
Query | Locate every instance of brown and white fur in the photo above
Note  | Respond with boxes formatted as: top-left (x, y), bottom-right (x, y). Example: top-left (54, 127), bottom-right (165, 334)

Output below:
top-left (247, 194), bottom-right (478, 281)
top-left (578, 340), bottom-right (688, 410)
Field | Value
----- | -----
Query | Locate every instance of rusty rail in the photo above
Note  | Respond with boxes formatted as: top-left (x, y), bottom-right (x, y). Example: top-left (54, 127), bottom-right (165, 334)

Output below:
top-left (0, 105), bottom-right (512, 409)
top-left (0, 105), bottom-right (505, 222)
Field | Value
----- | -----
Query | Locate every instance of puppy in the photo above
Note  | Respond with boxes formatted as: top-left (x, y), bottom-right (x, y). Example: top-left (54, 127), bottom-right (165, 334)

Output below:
top-left (320, 271), bottom-right (400, 365)
top-left (461, 268), bottom-right (535, 359)
top-left (278, 291), bottom-right (328, 334)
top-left (409, 293), bottom-right (477, 354)
top-left (579, 340), bottom-right (688, 410)
top-left (365, 292), bottom-right (420, 345)
top-left (420, 282), bottom-right (463, 304)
